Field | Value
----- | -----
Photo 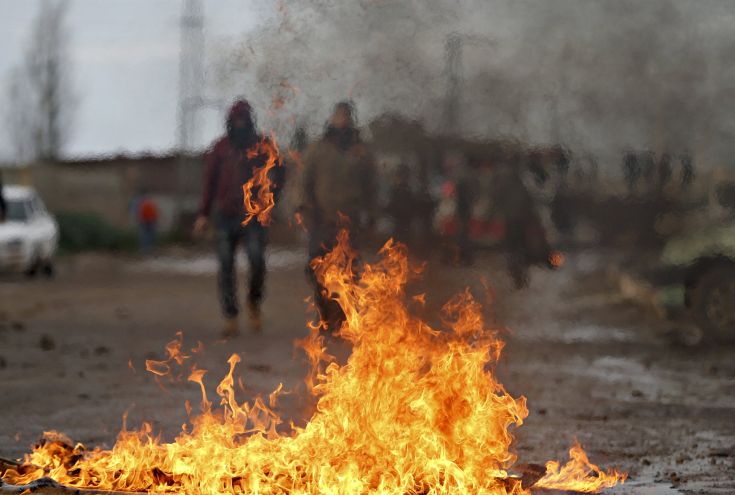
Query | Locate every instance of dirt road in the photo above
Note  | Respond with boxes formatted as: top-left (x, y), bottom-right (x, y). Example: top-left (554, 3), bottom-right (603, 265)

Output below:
top-left (1, 246), bottom-right (733, 494)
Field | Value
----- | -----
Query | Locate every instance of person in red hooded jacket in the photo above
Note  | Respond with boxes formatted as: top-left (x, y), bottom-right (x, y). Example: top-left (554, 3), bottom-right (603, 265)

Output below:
top-left (194, 100), bottom-right (283, 337)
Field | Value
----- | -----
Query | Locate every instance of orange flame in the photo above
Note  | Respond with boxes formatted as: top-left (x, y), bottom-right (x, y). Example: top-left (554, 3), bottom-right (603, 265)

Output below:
top-left (549, 251), bottom-right (565, 269)
top-left (534, 442), bottom-right (627, 492)
top-left (242, 135), bottom-right (282, 226)
top-left (1, 231), bottom-right (624, 494)
top-left (144, 331), bottom-right (189, 378)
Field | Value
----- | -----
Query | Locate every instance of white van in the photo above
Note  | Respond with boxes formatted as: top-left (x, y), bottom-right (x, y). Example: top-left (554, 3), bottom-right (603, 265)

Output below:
top-left (0, 185), bottom-right (58, 276)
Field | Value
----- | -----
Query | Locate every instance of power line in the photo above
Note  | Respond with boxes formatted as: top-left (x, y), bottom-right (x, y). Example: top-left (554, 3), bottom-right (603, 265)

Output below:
top-left (442, 33), bottom-right (495, 137)
top-left (177, 0), bottom-right (205, 153)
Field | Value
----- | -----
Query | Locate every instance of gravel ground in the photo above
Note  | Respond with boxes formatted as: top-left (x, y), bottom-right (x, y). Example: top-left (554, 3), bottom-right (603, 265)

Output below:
top-left (1, 246), bottom-right (733, 494)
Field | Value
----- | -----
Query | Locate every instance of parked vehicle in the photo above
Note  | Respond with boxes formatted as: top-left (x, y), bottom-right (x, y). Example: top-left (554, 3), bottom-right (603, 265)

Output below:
top-left (661, 219), bottom-right (735, 339)
top-left (622, 182), bottom-right (735, 341)
top-left (0, 185), bottom-right (58, 276)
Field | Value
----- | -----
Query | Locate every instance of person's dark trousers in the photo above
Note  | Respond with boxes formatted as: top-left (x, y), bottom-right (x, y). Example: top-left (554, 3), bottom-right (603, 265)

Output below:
top-left (306, 220), bottom-right (339, 328)
top-left (215, 214), bottom-right (267, 318)
top-left (306, 218), bottom-right (362, 330)
top-left (457, 215), bottom-right (473, 265)
top-left (139, 222), bottom-right (156, 253)
top-left (505, 222), bottom-right (530, 289)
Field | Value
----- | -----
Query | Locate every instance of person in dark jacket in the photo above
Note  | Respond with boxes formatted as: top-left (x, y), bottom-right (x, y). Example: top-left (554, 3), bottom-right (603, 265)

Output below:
top-left (135, 190), bottom-right (159, 254)
top-left (680, 153), bottom-right (695, 189)
top-left (657, 152), bottom-right (672, 191)
top-left (491, 155), bottom-right (551, 289)
top-left (623, 151), bottom-right (640, 194)
top-left (454, 158), bottom-right (476, 265)
top-left (386, 163), bottom-right (415, 245)
top-left (193, 99), bottom-right (282, 337)
top-left (299, 100), bottom-right (376, 330)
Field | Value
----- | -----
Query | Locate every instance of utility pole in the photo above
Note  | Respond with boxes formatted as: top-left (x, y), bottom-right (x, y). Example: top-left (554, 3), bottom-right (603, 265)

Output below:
top-left (443, 34), bottom-right (462, 136)
top-left (176, 0), bottom-right (205, 217)
top-left (547, 89), bottom-right (561, 145)
top-left (177, 0), bottom-right (205, 153)
top-left (442, 33), bottom-right (495, 137)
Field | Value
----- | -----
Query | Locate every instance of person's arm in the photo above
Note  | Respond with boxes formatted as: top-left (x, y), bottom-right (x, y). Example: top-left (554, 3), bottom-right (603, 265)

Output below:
top-left (300, 145), bottom-right (318, 211)
top-left (194, 145), bottom-right (220, 235)
top-left (198, 146), bottom-right (220, 218)
top-left (266, 137), bottom-right (287, 203)
top-left (360, 152), bottom-right (377, 229)
top-left (290, 143), bottom-right (322, 231)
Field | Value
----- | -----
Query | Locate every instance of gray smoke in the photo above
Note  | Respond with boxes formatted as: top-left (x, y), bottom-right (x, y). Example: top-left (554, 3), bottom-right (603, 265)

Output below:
top-left (212, 0), bottom-right (735, 170)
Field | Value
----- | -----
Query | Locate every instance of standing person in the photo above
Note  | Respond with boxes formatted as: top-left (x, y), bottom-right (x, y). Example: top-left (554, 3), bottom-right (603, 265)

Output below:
top-left (194, 99), bottom-right (280, 337)
top-left (491, 155), bottom-right (551, 289)
top-left (136, 191), bottom-right (158, 253)
top-left (657, 152), bottom-right (672, 191)
top-left (554, 145), bottom-right (570, 184)
top-left (680, 153), bottom-right (695, 189)
top-left (299, 101), bottom-right (375, 329)
top-left (527, 149), bottom-right (549, 187)
top-left (454, 157), bottom-right (476, 265)
top-left (386, 163), bottom-right (415, 245)
top-left (623, 151), bottom-right (640, 194)
top-left (641, 150), bottom-right (656, 192)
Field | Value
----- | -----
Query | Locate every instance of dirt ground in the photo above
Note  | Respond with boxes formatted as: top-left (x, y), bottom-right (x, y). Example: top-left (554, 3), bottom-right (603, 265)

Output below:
top-left (1, 244), bottom-right (734, 494)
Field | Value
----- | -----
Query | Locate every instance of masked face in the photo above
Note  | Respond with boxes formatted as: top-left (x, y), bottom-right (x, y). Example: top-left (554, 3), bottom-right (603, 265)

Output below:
top-left (331, 106), bottom-right (352, 129)
top-left (228, 116), bottom-right (256, 149)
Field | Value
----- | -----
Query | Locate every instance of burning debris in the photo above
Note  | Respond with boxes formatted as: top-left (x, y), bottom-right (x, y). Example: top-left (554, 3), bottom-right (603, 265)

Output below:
top-left (0, 231), bottom-right (625, 494)
top-left (241, 135), bottom-right (283, 227)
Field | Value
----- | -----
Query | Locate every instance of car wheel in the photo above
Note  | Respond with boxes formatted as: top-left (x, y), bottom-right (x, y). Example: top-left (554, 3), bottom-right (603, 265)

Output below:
top-left (24, 256), bottom-right (40, 278)
top-left (42, 260), bottom-right (55, 278)
top-left (691, 265), bottom-right (735, 340)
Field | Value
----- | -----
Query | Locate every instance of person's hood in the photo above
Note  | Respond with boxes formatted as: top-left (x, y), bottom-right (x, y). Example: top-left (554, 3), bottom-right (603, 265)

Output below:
top-left (226, 99), bottom-right (259, 149)
top-left (227, 100), bottom-right (253, 124)
top-left (324, 125), bottom-right (360, 151)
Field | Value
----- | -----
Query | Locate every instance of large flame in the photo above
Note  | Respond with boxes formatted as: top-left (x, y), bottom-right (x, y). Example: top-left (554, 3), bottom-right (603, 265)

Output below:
top-left (242, 135), bottom-right (282, 226)
top-left (1, 230), bottom-right (625, 494)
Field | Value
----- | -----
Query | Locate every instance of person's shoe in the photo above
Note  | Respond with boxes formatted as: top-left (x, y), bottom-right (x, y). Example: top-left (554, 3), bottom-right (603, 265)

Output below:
top-left (221, 316), bottom-right (239, 339)
top-left (248, 302), bottom-right (262, 332)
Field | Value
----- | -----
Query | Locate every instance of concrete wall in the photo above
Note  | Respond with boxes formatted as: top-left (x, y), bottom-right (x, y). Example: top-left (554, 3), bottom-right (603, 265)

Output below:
top-left (1, 155), bottom-right (204, 233)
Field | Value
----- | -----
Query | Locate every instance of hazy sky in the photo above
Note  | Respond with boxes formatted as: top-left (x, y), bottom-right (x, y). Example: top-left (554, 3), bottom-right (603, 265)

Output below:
top-left (0, 0), bottom-right (264, 160)
top-left (2, 0), bottom-right (734, 169)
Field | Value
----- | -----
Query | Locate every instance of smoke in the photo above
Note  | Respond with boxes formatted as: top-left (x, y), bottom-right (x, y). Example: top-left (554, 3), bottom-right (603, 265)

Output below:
top-left (212, 0), bottom-right (735, 169)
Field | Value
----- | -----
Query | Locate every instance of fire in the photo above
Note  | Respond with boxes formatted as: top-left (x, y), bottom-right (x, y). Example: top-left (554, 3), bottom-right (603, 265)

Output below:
top-left (549, 251), bottom-right (565, 269)
top-left (1, 231), bottom-right (625, 494)
top-left (242, 135), bottom-right (282, 226)
top-left (534, 443), bottom-right (627, 493)
top-left (145, 331), bottom-right (189, 377)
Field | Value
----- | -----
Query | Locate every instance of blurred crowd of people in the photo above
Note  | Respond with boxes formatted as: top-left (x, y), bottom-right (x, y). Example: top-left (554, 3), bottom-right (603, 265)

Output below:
top-left (191, 99), bottom-right (578, 336)
top-left (623, 150), bottom-right (695, 194)
top-left (188, 98), bottom-right (703, 337)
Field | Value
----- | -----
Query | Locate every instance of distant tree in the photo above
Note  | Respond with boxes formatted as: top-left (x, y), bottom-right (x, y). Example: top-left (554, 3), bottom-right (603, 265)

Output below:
top-left (4, 0), bottom-right (76, 162)
top-left (4, 68), bottom-right (36, 163)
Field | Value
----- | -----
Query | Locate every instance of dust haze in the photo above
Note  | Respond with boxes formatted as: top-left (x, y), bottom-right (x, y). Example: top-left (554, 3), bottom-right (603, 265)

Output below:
top-left (212, 0), bottom-right (734, 169)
